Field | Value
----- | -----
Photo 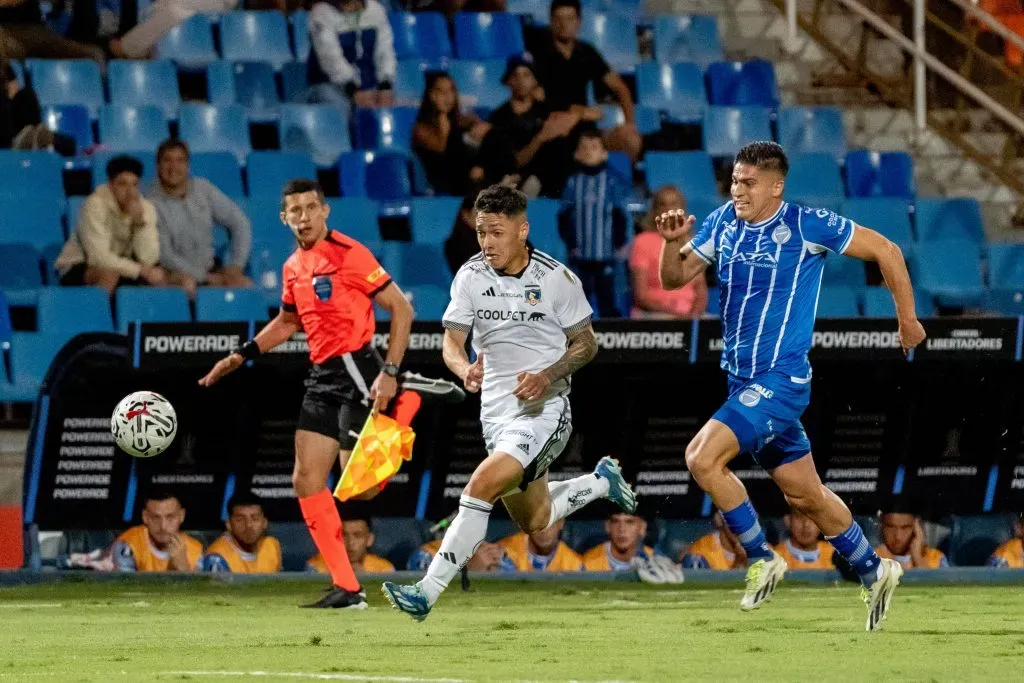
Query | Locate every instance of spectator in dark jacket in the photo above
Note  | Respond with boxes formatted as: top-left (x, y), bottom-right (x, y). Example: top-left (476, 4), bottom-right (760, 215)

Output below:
top-left (444, 194), bottom-right (480, 275)
top-left (0, 0), bottom-right (105, 62)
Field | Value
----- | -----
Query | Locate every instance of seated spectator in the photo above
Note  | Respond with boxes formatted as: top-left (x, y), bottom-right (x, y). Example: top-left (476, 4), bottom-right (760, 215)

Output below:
top-left (0, 0), bottom-right (105, 63)
top-left (629, 186), bottom-right (709, 319)
top-left (309, 515), bottom-right (394, 573)
top-left (407, 537), bottom-right (505, 572)
top-left (1, 60), bottom-right (73, 153)
top-left (558, 130), bottom-right (628, 317)
top-left (147, 139), bottom-right (253, 298)
top-left (202, 492), bottom-right (282, 573)
top-left (498, 519), bottom-right (582, 572)
top-left (875, 509), bottom-right (949, 569)
top-left (55, 155), bottom-right (167, 294)
top-left (773, 510), bottom-right (834, 570)
top-left (582, 512), bottom-right (654, 571)
top-left (988, 513), bottom-right (1023, 568)
top-left (108, 0), bottom-right (238, 59)
top-left (682, 511), bottom-right (746, 569)
top-left (305, 0), bottom-right (396, 111)
top-left (444, 193), bottom-right (480, 276)
top-left (112, 490), bottom-right (203, 572)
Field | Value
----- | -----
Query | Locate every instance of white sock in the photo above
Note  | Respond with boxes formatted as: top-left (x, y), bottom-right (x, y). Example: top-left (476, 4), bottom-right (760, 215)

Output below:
top-left (419, 494), bottom-right (492, 605)
top-left (546, 473), bottom-right (610, 528)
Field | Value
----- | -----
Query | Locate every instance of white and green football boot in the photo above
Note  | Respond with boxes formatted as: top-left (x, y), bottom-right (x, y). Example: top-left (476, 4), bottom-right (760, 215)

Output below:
top-left (861, 557), bottom-right (904, 632)
top-left (739, 551), bottom-right (787, 611)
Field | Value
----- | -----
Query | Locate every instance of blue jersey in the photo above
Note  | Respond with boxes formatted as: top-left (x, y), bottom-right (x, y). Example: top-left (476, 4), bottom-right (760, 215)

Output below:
top-left (690, 201), bottom-right (856, 380)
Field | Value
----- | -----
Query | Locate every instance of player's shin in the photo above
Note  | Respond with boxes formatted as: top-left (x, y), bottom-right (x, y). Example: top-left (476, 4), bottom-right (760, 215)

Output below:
top-left (419, 494), bottom-right (493, 604)
top-left (826, 520), bottom-right (883, 587)
top-left (546, 474), bottom-right (610, 527)
top-left (721, 498), bottom-right (775, 563)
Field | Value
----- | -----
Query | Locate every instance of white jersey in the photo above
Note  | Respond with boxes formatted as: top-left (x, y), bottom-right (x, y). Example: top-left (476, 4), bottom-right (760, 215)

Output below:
top-left (442, 249), bottom-right (593, 423)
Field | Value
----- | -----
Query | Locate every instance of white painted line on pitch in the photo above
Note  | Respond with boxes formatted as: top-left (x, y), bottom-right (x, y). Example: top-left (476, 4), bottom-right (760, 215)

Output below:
top-left (0, 602), bottom-right (63, 608)
top-left (164, 672), bottom-right (467, 682)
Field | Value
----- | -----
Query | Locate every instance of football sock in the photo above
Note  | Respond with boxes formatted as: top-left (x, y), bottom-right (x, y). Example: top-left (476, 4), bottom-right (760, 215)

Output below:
top-left (419, 494), bottom-right (492, 605)
top-left (721, 498), bottom-right (775, 563)
top-left (826, 520), bottom-right (883, 588)
top-left (546, 474), bottom-right (610, 528)
top-left (297, 488), bottom-right (360, 592)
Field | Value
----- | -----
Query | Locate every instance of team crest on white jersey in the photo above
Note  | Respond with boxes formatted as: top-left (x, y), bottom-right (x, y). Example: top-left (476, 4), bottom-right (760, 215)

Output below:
top-left (526, 286), bottom-right (542, 305)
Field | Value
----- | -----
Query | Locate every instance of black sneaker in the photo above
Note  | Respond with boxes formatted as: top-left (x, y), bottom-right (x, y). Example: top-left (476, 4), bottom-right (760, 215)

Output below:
top-left (301, 586), bottom-right (368, 609)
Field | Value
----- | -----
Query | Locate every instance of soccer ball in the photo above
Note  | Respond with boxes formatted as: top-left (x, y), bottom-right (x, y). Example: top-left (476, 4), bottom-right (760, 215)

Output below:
top-left (111, 391), bottom-right (177, 458)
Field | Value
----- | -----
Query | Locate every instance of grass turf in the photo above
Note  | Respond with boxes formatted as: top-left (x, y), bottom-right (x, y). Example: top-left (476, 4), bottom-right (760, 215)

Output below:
top-left (1, 578), bottom-right (1022, 682)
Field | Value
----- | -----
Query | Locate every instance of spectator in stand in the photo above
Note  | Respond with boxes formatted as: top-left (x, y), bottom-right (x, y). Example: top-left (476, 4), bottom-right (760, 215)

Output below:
top-left (629, 186), bottom-right (708, 320)
top-left (308, 515), bottom-right (394, 573)
top-left (774, 509), bottom-right (835, 570)
top-left (55, 155), bottom-right (167, 294)
top-left (988, 513), bottom-right (1023, 568)
top-left (558, 129), bottom-right (628, 318)
top-left (875, 508), bottom-right (949, 569)
top-left (147, 139), bottom-right (253, 298)
top-left (0, 0), bottom-right (105, 63)
top-left (582, 512), bottom-right (654, 571)
top-left (107, 0), bottom-right (238, 59)
top-left (444, 193), bottom-right (480, 276)
top-left (407, 537), bottom-right (505, 572)
top-left (305, 0), bottom-right (396, 111)
top-left (498, 519), bottom-right (582, 572)
top-left (202, 492), bottom-right (282, 573)
top-left (682, 511), bottom-right (746, 569)
top-left (1, 60), bottom-right (74, 153)
top-left (112, 490), bottom-right (204, 572)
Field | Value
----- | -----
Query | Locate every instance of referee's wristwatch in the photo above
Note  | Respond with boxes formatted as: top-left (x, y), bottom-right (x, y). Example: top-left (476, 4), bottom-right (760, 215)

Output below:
top-left (382, 362), bottom-right (400, 378)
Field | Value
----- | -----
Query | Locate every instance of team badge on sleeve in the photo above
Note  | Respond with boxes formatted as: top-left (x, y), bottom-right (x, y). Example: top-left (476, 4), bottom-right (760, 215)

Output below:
top-left (366, 266), bottom-right (387, 284)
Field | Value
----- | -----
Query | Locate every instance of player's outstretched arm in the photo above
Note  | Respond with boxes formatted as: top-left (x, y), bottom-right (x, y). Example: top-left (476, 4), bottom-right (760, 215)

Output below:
top-left (198, 308), bottom-right (301, 387)
top-left (656, 209), bottom-right (709, 290)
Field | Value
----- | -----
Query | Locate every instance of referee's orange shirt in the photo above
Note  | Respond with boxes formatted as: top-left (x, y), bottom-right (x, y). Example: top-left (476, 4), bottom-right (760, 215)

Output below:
top-left (281, 230), bottom-right (392, 364)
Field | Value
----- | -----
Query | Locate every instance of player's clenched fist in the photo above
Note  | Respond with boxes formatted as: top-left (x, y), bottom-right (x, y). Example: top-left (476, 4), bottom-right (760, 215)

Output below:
top-left (654, 208), bottom-right (696, 242)
top-left (463, 353), bottom-right (484, 393)
top-left (898, 318), bottom-right (926, 355)
top-left (513, 371), bottom-right (551, 402)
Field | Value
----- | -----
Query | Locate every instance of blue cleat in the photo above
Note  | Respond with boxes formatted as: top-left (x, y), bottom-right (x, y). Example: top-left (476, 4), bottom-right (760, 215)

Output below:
top-left (381, 581), bottom-right (432, 622)
top-left (594, 456), bottom-right (637, 514)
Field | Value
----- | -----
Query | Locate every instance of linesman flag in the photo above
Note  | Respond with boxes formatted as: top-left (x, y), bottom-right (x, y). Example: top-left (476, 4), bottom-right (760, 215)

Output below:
top-left (333, 393), bottom-right (419, 501)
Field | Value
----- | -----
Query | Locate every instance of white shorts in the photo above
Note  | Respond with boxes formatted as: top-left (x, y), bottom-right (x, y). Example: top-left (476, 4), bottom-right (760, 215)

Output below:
top-left (481, 395), bottom-right (572, 483)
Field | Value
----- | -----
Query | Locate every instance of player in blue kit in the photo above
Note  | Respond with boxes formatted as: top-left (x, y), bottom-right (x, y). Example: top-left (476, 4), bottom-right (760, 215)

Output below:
top-left (657, 142), bottom-right (927, 631)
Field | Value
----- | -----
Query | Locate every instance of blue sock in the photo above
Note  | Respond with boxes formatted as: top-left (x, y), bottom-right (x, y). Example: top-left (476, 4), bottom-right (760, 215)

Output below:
top-left (827, 521), bottom-right (882, 588)
top-left (721, 499), bottom-right (774, 563)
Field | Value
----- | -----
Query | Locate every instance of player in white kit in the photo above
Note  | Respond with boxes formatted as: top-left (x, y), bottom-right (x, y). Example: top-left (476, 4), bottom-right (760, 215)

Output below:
top-left (383, 185), bottom-right (637, 621)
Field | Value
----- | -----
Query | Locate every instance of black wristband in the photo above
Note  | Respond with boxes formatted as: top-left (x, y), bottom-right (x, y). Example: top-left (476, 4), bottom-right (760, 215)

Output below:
top-left (345, 82), bottom-right (359, 98)
top-left (382, 362), bottom-right (399, 377)
top-left (378, 80), bottom-right (393, 91)
top-left (239, 340), bottom-right (261, 362)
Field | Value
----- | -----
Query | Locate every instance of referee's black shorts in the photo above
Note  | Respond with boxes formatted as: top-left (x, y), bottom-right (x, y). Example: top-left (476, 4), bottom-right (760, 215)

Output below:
top-left (297, 345), bottom-right (383, 449)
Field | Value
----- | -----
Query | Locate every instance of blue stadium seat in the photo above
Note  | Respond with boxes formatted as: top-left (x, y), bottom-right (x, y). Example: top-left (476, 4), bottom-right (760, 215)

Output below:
top-left (37, 287), bottom-right (114, 340)
top-left (453, 12), bottom-right (525, 60)
top-left (207, 61), bottom-right (281, 123)
top-left (392, 11), bottom-right (453, 60)
top-left (702, 106), bottom-right (772, 159)
top-left (653, 15), bottom-right (723, 69)
top-left (450, 59), bottom-right (506, 110)
top-left (2, 332), bottom-right (63, 401)
top-left (326, 197), bottom-right (381, 242)
top-left (579, 12), bottom-right (638, 73)
top-left (822, 256), bottom-right (865, 287)
top-left (245, 196), bottom-right (291, 246)
top-left (706, 60), bottom-right (779, 107)
top-left (381, 242), bottom-right (450, 287)
top-left (816, 286), bottom-right (860, 318)
top-left (844, 150), bottom-right (915, 198)
top-left (281, 61), bottom-right (308, 103)
top-left (108, 60), bottom-right (181, 118)
top-left (352, 107), bottom-right (417, 151)
top-left (597, 104), bottom-right (661, 135)
top-left (0, 245), bottom-right (43, 292)
top-left (220, 11), bottom-right (293, 71)
top-left (0, 291), bottom-right (10, 350)
top-left (41, 105), bottom-right (92, 151)
top-left (338, 150), bottom-right (422, 206)
top-left (115, 287), bottom-right (191, 331)
top-left (914, 197), bottom-right (985, 243)
top-left (89, 150), bottom-right (156, 190)
top-left (407, 284), bottom-right (449, 319)
top-left (985, 288), bottom-right (1024, 316)
top-left (290, 10), bottom-right (310, 61)
top-left (862, 286), bottom-right (936, 318)
top-left (987, 242), bottom-right (1024, 288)
top-left (0, 151), bottom-right (64, 198)
top-left (97, 105), bottom-right (169, 152)
top-left (179, 103), bottom-right (251, 164)
top-left (635, 62), bottom-right (706, 124)
top-left (840, 198), bottom-right (914, 250)
top-left (644, 151), bottom-right (718, 199)
top-left (0, 198), bottom-right (65, 250)
top-left (525, 198), bottom-right (567, 262)
top-left (196, 287), bottom-right (269, 322)
top-left (279, 104), bottom-right (351, 167)
top-left (26, 59), bottom-right (103, 117)
top-left (687, 197), bottom-right (721, 228)
top-left (9, 60), bottom-right (24, 87)
top-left (948, 514), bottom-right (1017, 567)
top-left (395, 59), bottom-right (433, 105)
top-left (506, 0), bottom-right (549, 25)
top-left (783, 153), bottom-right (844, 210)
top-left (411, 197), bottom-right (463, 244)
top-left (247, 151), bottom-right (317, 197)
top-left (191, 152), bottom-right (244, 198)
top-left (912, 239), bottom-right (985, 307)
top-left (155, 14), bottom-right (217, 70)
top-left (777, 106), bottom-right (846, 162)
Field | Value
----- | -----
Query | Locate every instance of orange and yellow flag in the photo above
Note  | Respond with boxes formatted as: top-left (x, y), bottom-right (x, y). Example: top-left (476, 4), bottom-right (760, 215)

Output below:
top-left (333, 413), bottom-right (415, 501)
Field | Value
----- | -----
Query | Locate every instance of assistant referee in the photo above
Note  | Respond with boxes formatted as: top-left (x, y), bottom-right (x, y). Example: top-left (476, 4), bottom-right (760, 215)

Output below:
top-left (199, 179), bottom-right (414, 609)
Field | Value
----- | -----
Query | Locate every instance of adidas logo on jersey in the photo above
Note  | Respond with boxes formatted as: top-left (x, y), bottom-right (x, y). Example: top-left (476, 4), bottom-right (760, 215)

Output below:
top-left (517, 442), bottom-right (531, 454)
top-left (481, 286), bottom-right (521, 299)
top-left (482, 287), bottom-right (496, 296)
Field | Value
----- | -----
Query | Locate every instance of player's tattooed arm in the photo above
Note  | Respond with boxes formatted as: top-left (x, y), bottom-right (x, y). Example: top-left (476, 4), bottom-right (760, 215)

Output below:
top-left (541, 324), bottom-right (598, 384)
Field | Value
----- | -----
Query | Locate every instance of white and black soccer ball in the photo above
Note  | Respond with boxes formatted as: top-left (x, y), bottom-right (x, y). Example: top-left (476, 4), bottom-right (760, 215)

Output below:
top-left (111, 391), bottom-right (177, 458)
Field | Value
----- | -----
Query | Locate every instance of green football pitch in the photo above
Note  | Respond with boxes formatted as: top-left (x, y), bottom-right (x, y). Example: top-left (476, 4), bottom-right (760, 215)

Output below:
top-left (1, 579), bottom-right (1021, 682)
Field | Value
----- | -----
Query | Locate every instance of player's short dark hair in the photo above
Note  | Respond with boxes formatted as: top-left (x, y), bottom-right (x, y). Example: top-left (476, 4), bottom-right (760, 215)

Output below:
top-left (143, 488), bottom-right (181, 507)
top-left (879, 498), bottom-right (921, 518)
top-left (281, 178), bottom-right (325, 210)
top-left (735, 141), bottom-right (789, 177)
top-left (578, 128), bottom-right (603, 144)
top-left (156, 138), bottom-right (189, 163)
top-left (551, 0), bottom-right (581, 16)
top-left (474, 184), bottom-right (528, 218)
top-left (343, 513), bottom-right (374, 532)
top-left (226, 491), bottom-right (265, 517)
top-left (106, 155), bottom-right (144, 182)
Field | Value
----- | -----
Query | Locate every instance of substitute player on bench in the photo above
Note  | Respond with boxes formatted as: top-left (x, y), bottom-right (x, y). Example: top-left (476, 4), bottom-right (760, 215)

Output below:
top-left (199, 179), bottom-right (414, 609)
top-left (383, 184), bottom-right (636, 621)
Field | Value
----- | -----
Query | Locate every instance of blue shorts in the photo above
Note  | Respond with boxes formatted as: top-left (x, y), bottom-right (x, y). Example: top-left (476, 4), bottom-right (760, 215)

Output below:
top-left (712, 369), bottom-right (812, 470)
